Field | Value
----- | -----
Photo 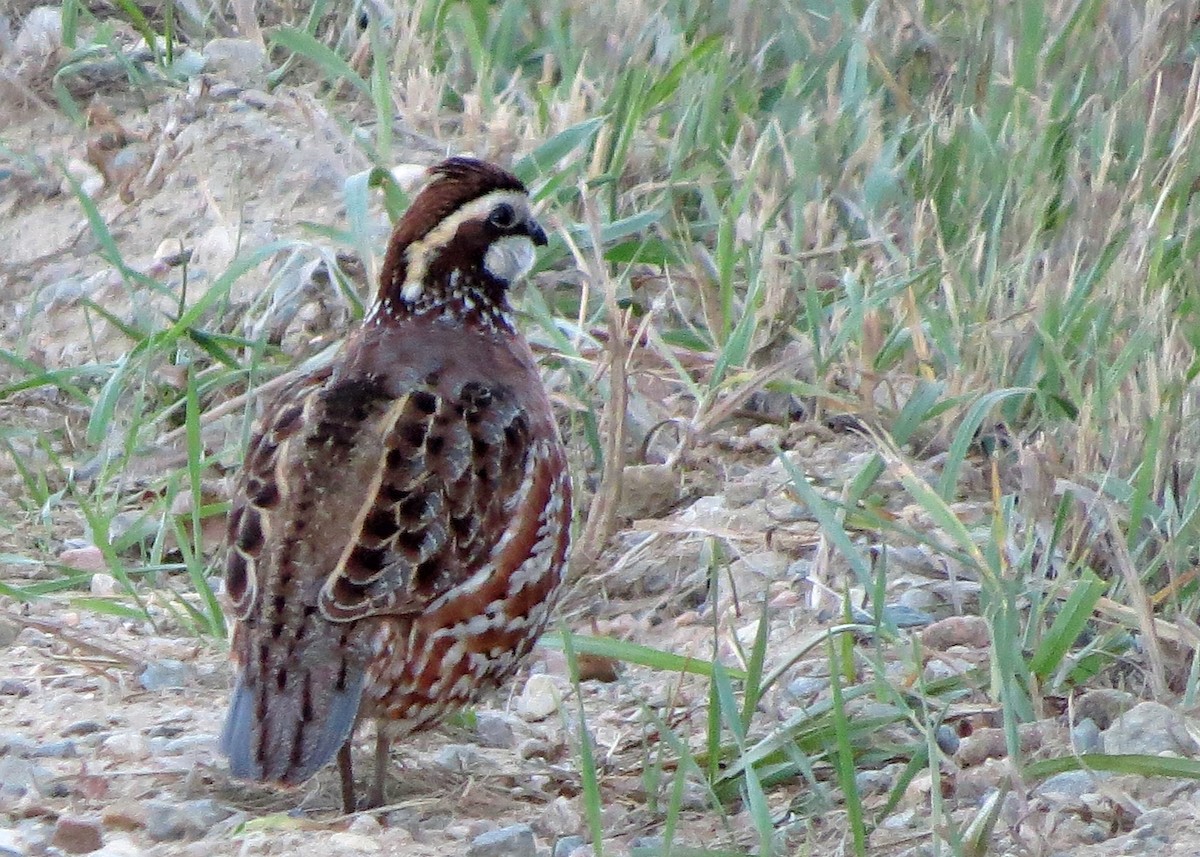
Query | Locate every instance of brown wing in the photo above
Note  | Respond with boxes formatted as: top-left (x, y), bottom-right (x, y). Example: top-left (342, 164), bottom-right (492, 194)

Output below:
top-left (222, 368), bottom-right (420, 784)
top-left (317, 378), bottom-right (534, 621)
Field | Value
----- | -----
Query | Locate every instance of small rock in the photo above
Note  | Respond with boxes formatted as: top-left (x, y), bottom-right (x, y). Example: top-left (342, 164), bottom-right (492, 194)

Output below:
top-left (151, 735), bottom-right (213, 755)
top-left (434, 744), bottom-right (485, 771)
top-left (1035, 770), bottom-right (1102, 799)
top-left (0, 733), bottom-right (36, 756)
top-left (0, 829), bottom-right (24, 857)
top-left (60, 161), bottom-right (105, 201)
top-left (101, 733), bottom-right (149, 760)
top-left (328, 832), bottom-right (380, 853)
top-left (346, 815), bottom-right (382, 837)
top-left (785, 676), bottom-right (828, 700)
top-left (724, 479), bottom-right (767, 508)
top-left (202, 38), bottom-right (266, 86)
top-left (0, 756), bottom-right (52, 796)
top-left (630, 836), bottom-right (663, 853)
top-left (474, 712), bottom-right (516, 749)
top-left (1074, 689), bottom-right (1136, 729)
top-left (58, 545), bottom-right (107, 572)
top-left (553, 836), bottom-right (585, 857)
top-left (1104, 701), bottom-right (1199, 757)
top-left (52, 817), bottom-right (103, 854)
top-left (534, 796), bottom-right (580, 839)
top-left (33, 740), bottom-right (78, 759)
top-left (89, 573), bottom-right (118, 597)
top-left (617, 464), bottom-right (681, 520)
top-left (0, 680), bottom-right (30, 697)
top-left (63, 721), bottom-right (104, 738)
top-left (468, 824), bottom-right (536, 857)
top-left (101, 799), bottom-right (149, 831)
top-left (90, 835), bottom-right (143, 857)
top-left (13, 6), bottom-right (61, 59)
top-left (518, 675), bottom-right (561, 721)
top-left (518, 738), bottom-right (557, 760)
top-left (144, 800), bottom-right (232, 842)
top-left (920, 615), bottom-right (990, 650)
top-left (934, 725), bottom-right (959, 755)
top-left (238, 89), bottom-right (275, 109)
top-left (138, 660), bottom-right (192, 691)
top-left (855, 769), bottom-right (894, 795)
top-left (1071, 717), bottom-right (1102, 754)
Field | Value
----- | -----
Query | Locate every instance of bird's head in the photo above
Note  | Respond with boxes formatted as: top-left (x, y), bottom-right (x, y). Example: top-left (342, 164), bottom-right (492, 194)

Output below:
top-left (374, 157), bottom-right (548, 330)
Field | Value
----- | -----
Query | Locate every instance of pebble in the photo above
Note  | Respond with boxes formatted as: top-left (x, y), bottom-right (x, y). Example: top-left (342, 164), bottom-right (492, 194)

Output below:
top-left (474, 712), bottom-right (516, 749)
top-left (535, 796), bottom-right (580, 838)
top-left (0, 756), bottom-right (53, 796)
top-left (1035, 771), bottom-right (1102, 799)
top-left (63, 721), bottom-right (105, 737)
top-left (553, 836), bottom-right (585, 857)
top-left (920, 615), bottom-right (991, 650)
top-left (89, 573), bottom-right (118, 597)
top-left (518, 674), bottom-right (561, 721)
top-left (144, 800), bottom-right (232, 842)
top-left (434, 743), bottom-right (485, 771)
top-left (854, 768), bottom-right (894, 795)
top-left (32, 739), bottom-right (78, 758)
top-left (784, 676), bottom-right (828, 700)
top-left (346, 815), bottom-right (382, 836)
top-left (201, 38), bottom-right (267, 86)
top-left (58, 545), bottom-right (106, 572)
top-left (101, 733), bottom-right (149, 760)
top-left (239, 90), bottom-right (276, 109)
top-left (1104, 701), bottom-right (1199, 756)
top-left (0, 729), bottom-right (36, 748)
top-left (0, 680), bottom-right (30, 697)
top-left (13, 5), bottom-right (61, 59)
top-left (327, 832), bottom-right (380, 853)
top-left (934, 724), bottom-right (960, 755)
top-left (159, 735), bottom-right (214, 755)
top-left (1071, 717), bottom-right (1102, 753)
top-left (617, 464), bottom-right (680, 520)
top-left (138, 659), bottom-right (192, 691)
top-left (0, 829), bottom-right (23, 857)
top-left (51, 817), bottom-right (103, 854)
top-left (467, 824), bottom-right (536, 857)
top-left (91, 836), bottom-right (143, 857)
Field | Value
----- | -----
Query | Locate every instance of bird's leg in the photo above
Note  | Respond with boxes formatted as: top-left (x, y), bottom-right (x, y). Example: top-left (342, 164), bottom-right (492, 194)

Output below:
top-left (338, 738), bottom-right (356, 814)
top-left (368, 724), bottom-right (392, 808)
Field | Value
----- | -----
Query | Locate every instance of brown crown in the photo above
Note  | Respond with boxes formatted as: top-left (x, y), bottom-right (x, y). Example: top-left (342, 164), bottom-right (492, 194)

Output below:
top-left (378, 158), bottom-right (527, 298)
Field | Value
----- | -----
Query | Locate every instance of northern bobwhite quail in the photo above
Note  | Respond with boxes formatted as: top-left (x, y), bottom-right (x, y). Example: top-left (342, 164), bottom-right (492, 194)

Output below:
top-left (220, 157), bottom-right (572, 811)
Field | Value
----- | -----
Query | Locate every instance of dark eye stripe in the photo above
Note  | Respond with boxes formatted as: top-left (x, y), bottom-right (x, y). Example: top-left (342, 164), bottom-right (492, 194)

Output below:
top-left (488, 203), bottom-right (516, 228)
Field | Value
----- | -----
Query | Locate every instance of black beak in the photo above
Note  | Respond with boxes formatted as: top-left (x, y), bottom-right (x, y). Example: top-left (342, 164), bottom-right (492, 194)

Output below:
top-left (525, 219), bottom-right (548, 247)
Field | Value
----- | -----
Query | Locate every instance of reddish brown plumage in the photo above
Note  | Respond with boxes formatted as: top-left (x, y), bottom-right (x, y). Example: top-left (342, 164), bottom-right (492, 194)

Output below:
top-left (221, 158), bottom-right (571, 810)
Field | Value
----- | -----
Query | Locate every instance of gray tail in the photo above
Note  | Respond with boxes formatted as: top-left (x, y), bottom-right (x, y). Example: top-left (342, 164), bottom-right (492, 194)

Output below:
top-left (220, 651), bottom-right (366, 786)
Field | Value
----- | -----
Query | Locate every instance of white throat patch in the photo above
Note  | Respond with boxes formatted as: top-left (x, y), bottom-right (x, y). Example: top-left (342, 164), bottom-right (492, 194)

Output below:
top-left (483, 235), bottom-right (537, 284)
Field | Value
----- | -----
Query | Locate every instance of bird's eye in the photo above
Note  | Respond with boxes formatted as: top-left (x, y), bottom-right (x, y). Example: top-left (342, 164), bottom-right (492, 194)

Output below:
top-left (488, 203), bottom-right (517, 229)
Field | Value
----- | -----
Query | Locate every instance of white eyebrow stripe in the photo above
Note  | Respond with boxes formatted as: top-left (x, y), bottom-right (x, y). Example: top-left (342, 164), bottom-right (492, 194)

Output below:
top-left (400, 190), bottom-right (532, 301)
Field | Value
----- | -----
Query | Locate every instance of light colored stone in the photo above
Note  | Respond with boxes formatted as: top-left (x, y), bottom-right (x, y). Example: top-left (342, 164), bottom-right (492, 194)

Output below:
top-left (101, 733), bottom-right (150, 761)
top-left (13, 6), bottom-right (60, 59)
top-left (201, 38), bottom-right (266, 86)
top-left (518, 674), bottom-right (561, 721)
top-left (61, 159), bottom-right (104, 200)
top-left (328, 832), bottom-right (380, 853)
top-left (467, 824), bottom-right (536, 857)
top-left (89, 573), bottom-right (118, 597)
